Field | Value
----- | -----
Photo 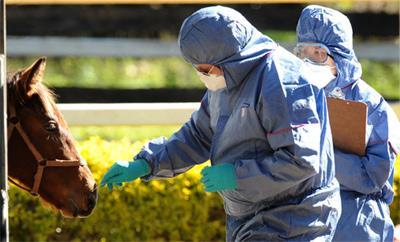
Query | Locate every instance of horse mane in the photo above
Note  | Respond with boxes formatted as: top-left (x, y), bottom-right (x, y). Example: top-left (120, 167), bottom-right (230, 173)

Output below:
top-left (7, 70), bottom-right (63, 124)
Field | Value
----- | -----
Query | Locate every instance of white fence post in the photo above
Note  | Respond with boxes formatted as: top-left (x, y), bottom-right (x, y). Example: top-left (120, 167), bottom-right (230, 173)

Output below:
top-left (0, 0), bottom-right (7, 240)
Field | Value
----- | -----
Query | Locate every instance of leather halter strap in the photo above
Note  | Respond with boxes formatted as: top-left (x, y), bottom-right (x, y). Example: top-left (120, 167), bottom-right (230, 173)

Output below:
top-left (7, 105), bottom-right (81, 196)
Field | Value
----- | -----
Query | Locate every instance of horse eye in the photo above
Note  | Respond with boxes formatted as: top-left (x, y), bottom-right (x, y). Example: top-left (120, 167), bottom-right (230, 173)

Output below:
top-left (45, 121), bottom-right (59, 133)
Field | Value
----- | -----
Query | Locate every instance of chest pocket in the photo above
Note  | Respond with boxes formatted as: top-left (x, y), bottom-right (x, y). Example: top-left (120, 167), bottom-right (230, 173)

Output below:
top-left (286, 85), bottom-right (319, 126)
top-left (213, 101), bottom-right (268, 163)
top-left (228, 102), bottom-right (263, 138)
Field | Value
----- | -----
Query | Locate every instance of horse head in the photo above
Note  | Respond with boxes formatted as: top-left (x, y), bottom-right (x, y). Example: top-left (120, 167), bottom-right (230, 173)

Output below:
top-left (7, 57), bottom-right (97, 218)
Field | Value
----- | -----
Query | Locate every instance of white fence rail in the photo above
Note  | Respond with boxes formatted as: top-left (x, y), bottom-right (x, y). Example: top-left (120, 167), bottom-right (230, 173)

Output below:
top-left (8, 36), bottom-right (400, 61)
top-left (58, 103), bottom-right (200, 126)
top-left (58, 102), bottom-right (400, 126)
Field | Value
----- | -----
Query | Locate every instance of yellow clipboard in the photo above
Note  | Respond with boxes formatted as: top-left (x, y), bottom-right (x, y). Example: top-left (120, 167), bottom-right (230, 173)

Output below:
top-left (327, 97), bottom-right (368, 156)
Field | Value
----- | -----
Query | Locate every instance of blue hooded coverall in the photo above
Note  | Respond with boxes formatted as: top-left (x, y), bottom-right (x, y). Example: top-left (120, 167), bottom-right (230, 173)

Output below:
top-left (136, 6), bottom-right (341, 241)
top-left (297, 5), bottom-right (400, 241)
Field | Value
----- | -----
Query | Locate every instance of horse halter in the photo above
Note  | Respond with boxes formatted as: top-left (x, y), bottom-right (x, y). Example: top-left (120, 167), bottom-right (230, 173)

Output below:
top-left (7, 104), bottom-right (82, 196)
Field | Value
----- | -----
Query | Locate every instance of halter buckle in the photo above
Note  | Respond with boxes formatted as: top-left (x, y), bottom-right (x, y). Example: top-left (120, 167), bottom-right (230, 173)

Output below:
top-left (8, 116), bottom-right (19, 124)
top-left (38, 159), bottom-right (47, 166)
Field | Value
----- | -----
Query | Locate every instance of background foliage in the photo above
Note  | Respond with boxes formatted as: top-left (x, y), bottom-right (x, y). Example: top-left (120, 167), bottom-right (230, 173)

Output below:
top-left (7, 56), bottom-right (399, 100)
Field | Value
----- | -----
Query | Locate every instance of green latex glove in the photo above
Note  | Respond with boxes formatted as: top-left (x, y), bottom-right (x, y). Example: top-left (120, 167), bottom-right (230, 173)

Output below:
top-left (100, 159), bottom-right (150, 189)
top-left (200, 163), bottom-right (237, 192)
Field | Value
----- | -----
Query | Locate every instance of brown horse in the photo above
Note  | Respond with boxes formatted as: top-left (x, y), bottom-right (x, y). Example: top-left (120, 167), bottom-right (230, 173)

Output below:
top-left (7, 57), bottom-right (97, 218)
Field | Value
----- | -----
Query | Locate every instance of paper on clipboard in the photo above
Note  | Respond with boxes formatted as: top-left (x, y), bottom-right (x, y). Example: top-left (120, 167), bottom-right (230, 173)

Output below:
top-left (327, 97), bottom-right (368, 156)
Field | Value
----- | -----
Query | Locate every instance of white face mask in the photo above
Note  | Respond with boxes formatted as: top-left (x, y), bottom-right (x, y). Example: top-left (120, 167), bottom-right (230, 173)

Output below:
top-left (196, 71), bottom-right (227, 91)
top-left (303, 60), bottom-right (336, 89)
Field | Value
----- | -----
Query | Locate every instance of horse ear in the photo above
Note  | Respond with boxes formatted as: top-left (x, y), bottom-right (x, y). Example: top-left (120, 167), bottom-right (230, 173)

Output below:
top-left (20, 57), bottom-right (47, 97)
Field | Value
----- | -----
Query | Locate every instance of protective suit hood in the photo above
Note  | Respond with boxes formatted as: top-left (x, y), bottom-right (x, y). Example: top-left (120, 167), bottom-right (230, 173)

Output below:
top-left (178, 6), bottom-right (278, 90)
top-left (296, 5), bottom-right (362, 88)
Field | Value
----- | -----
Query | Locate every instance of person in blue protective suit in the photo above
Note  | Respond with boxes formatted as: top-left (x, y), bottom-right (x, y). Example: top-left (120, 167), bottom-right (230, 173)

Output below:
top-left (296, 5), bottom-right (400, 242)
top-left (101, 6), bottom-right (342, 241)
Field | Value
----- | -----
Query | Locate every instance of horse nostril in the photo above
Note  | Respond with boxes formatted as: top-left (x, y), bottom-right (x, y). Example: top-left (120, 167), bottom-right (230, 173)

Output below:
top-left (87, 189), bottom-right (98, 211)
top-left (88, 195), bottom-right (96, 210)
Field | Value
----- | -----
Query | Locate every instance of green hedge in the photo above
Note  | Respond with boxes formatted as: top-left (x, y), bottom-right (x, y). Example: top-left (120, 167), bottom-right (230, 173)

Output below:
top-left (9, 137), bottom-right (400, 241)
top-left (9, 137), bottom-right (225, 242)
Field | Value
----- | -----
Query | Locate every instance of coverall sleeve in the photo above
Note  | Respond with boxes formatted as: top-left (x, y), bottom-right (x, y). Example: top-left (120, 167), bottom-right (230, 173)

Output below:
top-left (234, 83), bottom-right (325, 202)
top-left (334, 100), bottom-right (398, 194)
top-left (136, 94), bottom-right (213, 181)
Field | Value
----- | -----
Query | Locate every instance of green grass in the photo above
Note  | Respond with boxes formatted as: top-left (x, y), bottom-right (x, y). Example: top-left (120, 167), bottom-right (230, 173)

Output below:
top-left (262, 30), bottom-right (296, 42)
top-left (359, 60), bottom-right (400, 100)
top-left (7, 48), bottom-right (399, 100)
top-left (8, 56), bottom-right (203, 89)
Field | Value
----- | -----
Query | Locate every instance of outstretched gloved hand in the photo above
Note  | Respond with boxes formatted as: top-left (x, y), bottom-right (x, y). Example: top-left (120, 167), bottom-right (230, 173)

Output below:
top-left (200, 163), bottom-right (237, 192)
top-left (101, 159), bottom-right (150, 190)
